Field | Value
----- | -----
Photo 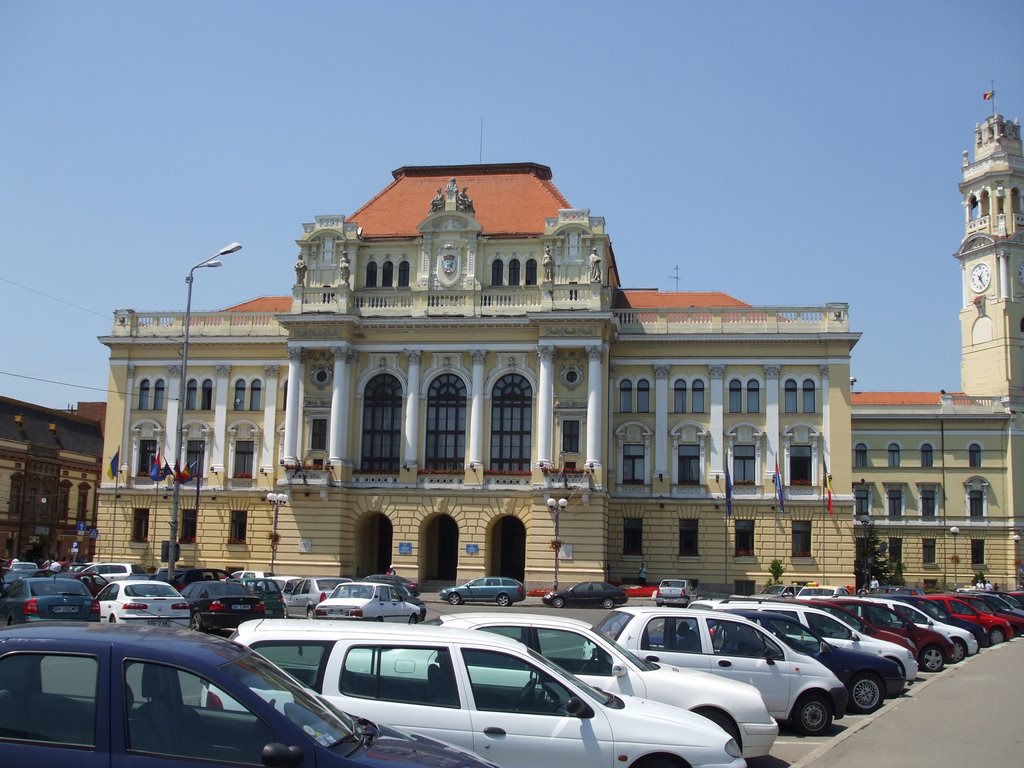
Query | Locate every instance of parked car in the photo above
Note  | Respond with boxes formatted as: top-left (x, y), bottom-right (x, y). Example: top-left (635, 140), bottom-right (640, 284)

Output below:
top-left (918, 593), bottom-right (1012, 645)
top-left (890, 594), bottom-right (990, 648)
top-left (732, 609), bottom-right (905, 713)
top-left (230, 569), bottom-right (270, 580)
top-left (284, 576), bottom-right (352, 618)
top-left (231, 620), bottom-right (746, 768)
top-left (383, 580), bottom-right (427, 622)
top-left (0, 622), bottom-right (500, 768)
top-left (268, 574), bottom-right (303, 595)
top-left (96, 578), bottom-right (190, 627)
top-left (796, 585), bottom-right (852, 598)
top-left (594, 606), bottom-right (848, 736)
top-left (50, 570), bottom-right (110, 596)
top-left (235, 577), bottom-right (286, 618)
top-left (314, 581), bottom-right (422, 623)
top-left (756, 584), bottom-right (797, 598)
top-left (432, 611), bottom-right (779, 758)
top-left (955, 592), bottom-right (1024, 636)
top-left (786, 598), bottom-right (918, 655)
top-left (438, 576), bottom-right (526, 607)
top-left (0, 576), bottom-right (99, 624)
top-left (179, 580), bottom-right (265, 632)
top-left (366, 573), bottom-right (421, 596)
top-left (862, 595), bottom-right (978, 661)
top-left (653, 578), bottom-right (698, 607)
top-left (81, 561), bottom-right (150, 581)
top-left (150, 567), bottom-right (233, 589)
top-left (542, 581), bottom-right (627, 610)
top-left (867, 585), bottom-right (925, 596)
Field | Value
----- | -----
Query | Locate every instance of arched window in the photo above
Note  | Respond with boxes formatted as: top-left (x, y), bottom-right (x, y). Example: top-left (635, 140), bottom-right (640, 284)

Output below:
top-left (888, 443), bottom-right (901, 468)
top-left (784, 380), bottom-right (798, 413)
top-left (233, 379), bottom-right (247, 410)
top-left (968, 194), bottom-right (980, 220)
top-left (138, 379), bottom-right (151, 411)
top-left (746, 380), bottom-right (760, 414)
top-left (728, 379), bottom-right (742, 413)
top-left (200, 379), bottom-right (213, 410)
top-left (490, 374), bottom-right (533, 472)
top-left (636, 379), bottom-right (650, 413)
top-left (491, 260), bottom-right (504, 287)
top-left (619, 380), bottom-right (633, 413)
top-left (249, 380), bottom-right (263, 411)
top-left (692, 380), bottom-right (705, 413)
top-left (673, 380), bottom-right (687, 413)
top-left (365, 261), bottom-right (378, 288)
top-left (381, 261), bottom-right (394, 288)
top-left (508, 259), bottom-right (521, 286)
top-left (185, 379), bottom-right (198, 410)
top-left (524, 259), bottom-right (537, 285)
top-left (802, 380), bottom-right (816, 413)
top-left (397, 261), bottom-right (410, 287)
top-left (153, 380), bottom-right (165, 410)
top-left (424, 374), bottom-right (467, 471)
top-left (968, 443), bottom-right (982, 468)
top-left (920, 443), bottom-right (933, 468)
top-left (360, 374), bottom-right (403, 472)
top-left (854, 443), bottom-right (868, 468)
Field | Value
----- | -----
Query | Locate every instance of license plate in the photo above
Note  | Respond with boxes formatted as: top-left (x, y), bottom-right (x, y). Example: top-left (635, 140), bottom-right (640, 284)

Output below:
top-left (327, 609), bottom-right (348, 616)
top-left (147, 620), bottom-right (171, 627)
top-left (51, 606), bottom-right (78, 614)
top-left (231, 604), bottom-right (251, 611)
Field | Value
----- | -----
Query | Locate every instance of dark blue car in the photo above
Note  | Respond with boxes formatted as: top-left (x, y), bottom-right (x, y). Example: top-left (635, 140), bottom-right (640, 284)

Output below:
top-left (735, 609), bottom-right (905, 714)
top-left (0, 622), bottom-right (500, 768)
top-left (892, 595), bottom-right (989, 649)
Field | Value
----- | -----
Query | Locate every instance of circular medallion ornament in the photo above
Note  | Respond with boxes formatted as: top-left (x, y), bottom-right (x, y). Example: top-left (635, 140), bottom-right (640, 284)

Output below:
top-left (310, 365), bottom-right (332, 387)
top-left (560, 365), bottom-right (583, 391)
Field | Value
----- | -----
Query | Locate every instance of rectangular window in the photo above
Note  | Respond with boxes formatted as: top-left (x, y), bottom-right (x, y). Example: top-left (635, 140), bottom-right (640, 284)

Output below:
top-left (342, 646), bottom-right (459, 708)
top-left (733, 445), bottom-right (756, 483)
top-left (678, 519), bottom-right (699, 556)
top-left (792, 521), bottom-right (812, 558)
top-left (186, 440), bottom-right (205, 477)
top-left (888, 537), bottom-right (903, 567)
top-left (971, 539), bottom-right (985, 566)
top-left (735, 520), bottom-right (755, 557)
top-left (310, 418), bottom-right (328, 451)
top-left (561, 420), bottom-right (580, 454)
top-left (234, 440), bottom-right (255, 478)
top-left (920, 488), bottom-right (936, 518)
top-left (623, 518), bottom-right (643, 556)
top-left (76, 488), bottom-right (88, 521)
top-left (855, 487), bottom-right (870, 515)
top-left (922, 538), bottom-right (936, 565)
top-left (0, 653), bottom-right (99, 747)
top-left (623, 444), bottom-right (645, 484)
top-left (789, 445), bottom-right (812, 484)
top-left (138, 439), bottom-right (157, 476)
top-left (887, 488), bottom-right (903, 519)
top-left (132, 508), bottom-right (149, 542)
top-left (229, 510), bottom-right (247, 544)
top-left (181, 508), bottom-right (197, 543)
top-left (733, 580), bottom-right (756, 596)
top-left (678, 444), bottom-right (701, 484)
top-left (968, 490), bottom-right (984, 518)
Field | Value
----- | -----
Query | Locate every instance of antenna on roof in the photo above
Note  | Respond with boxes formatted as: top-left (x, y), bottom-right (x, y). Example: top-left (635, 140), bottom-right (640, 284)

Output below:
top-left (669, 265), bottom-right (680, 291)
top-left (479, 117), bottom-right (484, 164)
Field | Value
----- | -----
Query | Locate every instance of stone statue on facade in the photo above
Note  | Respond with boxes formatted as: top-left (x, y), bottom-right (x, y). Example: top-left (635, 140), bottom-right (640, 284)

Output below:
top-left (543, 246), bottom-right (554, 283)
top-left (456, 186), bottom-right (475, 213)
top-left (588, 248), bottom-right (602, 283)
top-left (339, 253), bottom-right (351, 286)
top-left (429, 187), bottom-right (444, 213)
top-left (294, 258), bottom-right (307, 286)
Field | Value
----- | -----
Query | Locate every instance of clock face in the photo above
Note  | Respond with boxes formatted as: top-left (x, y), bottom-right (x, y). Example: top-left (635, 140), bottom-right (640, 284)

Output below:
top-left (970, 263), bottom-right (991, 293)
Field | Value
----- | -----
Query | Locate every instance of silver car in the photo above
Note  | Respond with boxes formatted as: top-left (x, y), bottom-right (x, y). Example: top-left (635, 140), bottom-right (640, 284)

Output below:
top-left (284, 576), bottom-right (351, 618)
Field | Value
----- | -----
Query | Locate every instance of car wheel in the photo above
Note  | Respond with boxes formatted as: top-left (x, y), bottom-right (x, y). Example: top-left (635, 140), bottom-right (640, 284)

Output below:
top-left (495, 593), bottom-right (511, 607)
top-left (990, 627), bottom-right (1006, 644)
top-left (919, 645), bottom-right (945, 673)
top-left (951, 638), bottom-right (967, 663)
top-left (306, 605), bottom-right (316, 619)
top-left (408, 613), bottom-right (419, 624)
top-left (601, 597), bottom-right (615, 610)
top-left (551, 596), bottom-right (566, 609)
top-left (447, 592), bottom-right (464, 606)
top-left (792, 692), bottom-right (833, 736)
top-left (692, 707), bottom-right (742, 748)
top-left (108, 614), bottom-right (117, 623)
top-left (189, 612), bottom-right (204, 632)
top-left (848, 672), bottom-right (884, 714)
top-left (655, 600), bottom-right (664, 607)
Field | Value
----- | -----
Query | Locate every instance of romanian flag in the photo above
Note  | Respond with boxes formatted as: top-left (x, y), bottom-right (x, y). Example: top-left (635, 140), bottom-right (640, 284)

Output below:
top-left (983, 91), bottom-right (994, 101)
top-left (174, 460), bottom-right (192, 483)
top-left (774, 460), bottom-right (785, 514)
top-left (107, 448), bottom-right (120, 480)
top-left (823, 457), bottom-right (834, 515)
top-left (725, 464), bottom-right (733, 517)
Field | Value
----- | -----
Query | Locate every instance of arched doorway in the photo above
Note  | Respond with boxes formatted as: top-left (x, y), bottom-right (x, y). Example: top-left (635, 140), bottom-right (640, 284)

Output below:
top-left (423, 514), bottom-right (459, 581)
top-left (359, 513), bottom-right (393, 577)
top-left (491, 516), bottom-right (526, 582)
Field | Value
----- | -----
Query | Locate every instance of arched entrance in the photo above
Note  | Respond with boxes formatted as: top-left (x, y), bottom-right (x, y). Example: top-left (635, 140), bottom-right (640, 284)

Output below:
top-left (423, 514), bottom-right (459, 581)
top-left (359, 513), bottom-right (393, 577)
top-left (490, 516), bottom-right (526, 582)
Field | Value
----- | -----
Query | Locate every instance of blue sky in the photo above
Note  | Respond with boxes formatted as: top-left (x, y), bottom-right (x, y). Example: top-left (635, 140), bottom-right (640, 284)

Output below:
top-left (2, 1), bottom-right (1021, 410)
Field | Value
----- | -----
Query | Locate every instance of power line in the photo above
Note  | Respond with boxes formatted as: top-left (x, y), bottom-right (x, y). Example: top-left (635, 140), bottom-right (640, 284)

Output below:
top-left (0, 370), bottom-right (121, 396)
top-left (1, 277), bottom-right (109, 319)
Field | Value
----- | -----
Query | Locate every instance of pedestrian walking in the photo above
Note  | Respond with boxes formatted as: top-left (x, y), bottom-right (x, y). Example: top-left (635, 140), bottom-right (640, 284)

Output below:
top-left (638, 563), bottom-right (647, 587)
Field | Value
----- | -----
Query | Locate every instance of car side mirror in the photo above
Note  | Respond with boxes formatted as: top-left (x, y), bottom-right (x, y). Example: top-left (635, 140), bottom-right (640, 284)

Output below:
top-left (261, 742), bottom-right (304, 767)
top-left (819, 640), bottom-right (831, 655)
top-left (566, 695), bottom-right (595, 719)
top-left (644, 654), bottom-right (660, 663)
top-left (611, 662), bottom-right (627, 678)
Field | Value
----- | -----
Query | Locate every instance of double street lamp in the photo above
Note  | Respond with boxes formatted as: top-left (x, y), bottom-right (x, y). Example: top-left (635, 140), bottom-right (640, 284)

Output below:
top-left (546, 497), bottom-right (567, 591)
top-left (949, 526), bottom-right (960, 589)
top-left (168, 242), bottom-right (242, 584)
top-left (266, 493), bottom-right (288, 574)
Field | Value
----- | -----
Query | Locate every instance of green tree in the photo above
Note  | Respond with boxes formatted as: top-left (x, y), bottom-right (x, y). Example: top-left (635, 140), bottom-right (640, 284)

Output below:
top-left (855, 524), bottom-right (896, 588)
top-left (769, 558), bottom-right (784, 585)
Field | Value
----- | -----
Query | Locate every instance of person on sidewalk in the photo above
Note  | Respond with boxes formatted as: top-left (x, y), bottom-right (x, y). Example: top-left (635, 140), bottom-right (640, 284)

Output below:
top-left (638, 563), bottom-right (647, 587)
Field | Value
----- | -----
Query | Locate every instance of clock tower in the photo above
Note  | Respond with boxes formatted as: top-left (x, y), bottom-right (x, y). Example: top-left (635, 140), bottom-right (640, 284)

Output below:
top-left (956, 112), bottom-right (1024, 404)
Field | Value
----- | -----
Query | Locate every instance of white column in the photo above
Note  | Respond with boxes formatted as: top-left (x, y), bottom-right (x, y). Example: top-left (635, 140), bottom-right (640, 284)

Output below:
top-left (654, 365), bottom-right (669, 477)
top-left (998, 250), bottom-right (1010, 300)
top-left (283, 348), bottom-right (303, 464)
top-left (468, 350), bottom-right (486, 466)
top-left (820, 363), bottom-right (831, 472)
top-left (403, 350), bottom-right (422, 467)
top-left (536, 347), bottom-right (555, 466)
top-left (261, 365), bottom-right (279, 471)
top-left (165, 365), bottom-right (181, 458)
top-left (329, 346), bottom-right (352, 465)
top-left (586, 346), bottom-right (604, 468)
top-left (212, 365), bottom-right (230, 472)
top-left (764, 365), bottom-right (780, 479)
top-left (120, 366), bottom-right (137, 476)
top-left (709, 365), bottom-right (725, 476)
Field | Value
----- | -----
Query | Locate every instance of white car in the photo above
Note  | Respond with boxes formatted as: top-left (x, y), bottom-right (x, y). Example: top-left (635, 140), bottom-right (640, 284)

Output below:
top-left (231, 570), bottom-right (269, 580)
top-left (314, 581), bottom-right (421, 623)
top-left (594, 606), bottom-right (849, 736)
top-left (433, 612), bottom-right (777, 759)
top-left (81, 562), bottom-right (150, 581)
top-left (861, 596), bottom-right (978, 661)
top-left (232, 620), bottom-right (745, 768)
top-left (691, 598), bottom-right (919, 682)
top-left (95, 578), bottom-right (190, 627)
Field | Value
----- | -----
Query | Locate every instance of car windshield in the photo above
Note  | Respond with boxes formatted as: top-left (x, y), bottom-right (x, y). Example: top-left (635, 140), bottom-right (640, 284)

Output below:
top-left (592, 610), bottom-right (632, 642)
top-left (124, 583), bottom-right (180, 598)
top-left (750, 615), bottom-right (821, 655)
top-left (911, 600), bottom-right (946, 621)
top-left (330, 584), bottom-right (376, 600)
top-left (982, 594), bottom-right (1014, 610)
top-left (521, 645), bottom-right (613, 706)
top-left (1000, 594), bottom-right (1023, 609)
top-left (221, 650), bottom-right (356, 749)
top-left (811, 603), bottom-right (869, 631)
top-left (244, 579), bottom-right (281, 593)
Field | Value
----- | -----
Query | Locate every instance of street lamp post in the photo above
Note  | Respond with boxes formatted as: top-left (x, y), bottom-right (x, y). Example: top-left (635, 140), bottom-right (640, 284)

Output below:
top-left (266, 493), bottom-right (288, 574)
top-left (858, 515), bottom-right (872, 591)
top-left (1013, 533), bottom-right (1020, 589)
top-left (950, 526), bottom-right (960, 589)
top-left (168, 242), bottom-right (242, 585)
top-left (546, 497), bottom-right (567, 591)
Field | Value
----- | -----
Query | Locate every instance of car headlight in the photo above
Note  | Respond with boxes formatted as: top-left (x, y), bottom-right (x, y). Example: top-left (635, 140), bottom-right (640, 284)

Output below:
top-left (724, 738), bottom-right (742, 758)
top-left (906, 649), bottom-right (915, 659)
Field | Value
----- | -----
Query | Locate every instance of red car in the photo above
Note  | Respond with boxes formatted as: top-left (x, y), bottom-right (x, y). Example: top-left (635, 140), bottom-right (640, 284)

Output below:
top-left (27, 570), bottom-right (110, 597)
top-left (954, 593), bottom-right (1024, 638)
top-left (790, 598), bottom-right (917, 654)
top-left (821, 597), bottom-right (954, 673)
top-left (919, 594), bottom-right (1013, 645)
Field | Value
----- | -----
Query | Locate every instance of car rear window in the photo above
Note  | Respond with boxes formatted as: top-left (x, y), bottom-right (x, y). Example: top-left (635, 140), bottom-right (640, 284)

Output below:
top-left (30, 579), bottom-right (90, 596)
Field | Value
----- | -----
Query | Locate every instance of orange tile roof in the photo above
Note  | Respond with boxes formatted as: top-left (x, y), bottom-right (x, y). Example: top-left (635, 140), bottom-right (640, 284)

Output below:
top-left (614, 290), bottom-right (751, 309)
top-left (223, 296), bottom-right (291, 312)
top-left (851, 392), bottom-right (954, 406)
top-left (349, 163), bottom-right (571, 238)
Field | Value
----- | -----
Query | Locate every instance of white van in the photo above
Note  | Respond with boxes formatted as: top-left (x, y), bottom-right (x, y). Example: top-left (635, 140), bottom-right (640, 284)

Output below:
top-left (232, 619), bottom-right (745, 768)
top-left (433, 612), bottom-right (777, 759)
top-left (593, 607), bottom-right (849, 736)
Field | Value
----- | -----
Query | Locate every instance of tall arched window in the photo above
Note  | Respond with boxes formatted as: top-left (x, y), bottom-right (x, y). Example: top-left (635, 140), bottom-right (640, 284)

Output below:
top-left (854, 443), bottom-right (868, 468)
top-left (524, 259), bottom-right (537, 285)
top-left (802, 380), bottom-right (816, 413)
top-left (636, 379), bottom-right (650, 413)
top-left (397, 261), bottom-right (410, 287)
top-left (185, 379), bottom-right (198, 410)
top-left (360, 374), bottom-right (403, 472)
top-left (249, 380), bottom-right (263, 411)
top-left (888, 443), bottom-right (901, 468)
top-left (365, 262), bottom-right (378, 288)
top-left (490, 374), bottom-right (533, 472)
top-left (784, 379), bottom-right (798, 413)
top-left (200, 379), bottom-right (214, 410)
top-left (746, 380), bottom-right (760, 414)
top-left (692, 380), bottom-right (705, 413)
top-left (619, 380), bottom-right (633, 413)
top-left (728, 379), bottom-right (742, 413)
top-left (673, 380), bottom-right (687, 413)
top-left (920, 443), bottom-right (933, 468)
top-left (508, 259), bottom-right (521, 286)
top-left (138, 379), bottom-right (151, 411)
top-left (153, 380), bottom-right (165, 410)
top-left (491, 260), bottom-right (504, 287)
top-left (381, 261), bottom-right (394, 288)
top-left (233, 380), bottom-right (247, 410)
top-left (425, 374), bottom-right (467, 471)
top-left (968, 194), bottom-right (980, 220)
top-left (968, 443), bottom-right (982, 468)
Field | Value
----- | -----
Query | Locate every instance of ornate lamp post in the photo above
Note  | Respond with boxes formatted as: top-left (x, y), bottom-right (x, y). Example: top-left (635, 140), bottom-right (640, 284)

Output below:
top-left (546, 497), bottom-right (567, 591)
top-left (949, 526), bottom-right (960, 589)
top-left (266, 492), bottom-right (287, 574)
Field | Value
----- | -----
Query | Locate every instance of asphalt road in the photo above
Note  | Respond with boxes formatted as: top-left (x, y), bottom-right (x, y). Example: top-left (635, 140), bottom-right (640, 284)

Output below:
top-left (421, 595), bottom-right (1024, 766)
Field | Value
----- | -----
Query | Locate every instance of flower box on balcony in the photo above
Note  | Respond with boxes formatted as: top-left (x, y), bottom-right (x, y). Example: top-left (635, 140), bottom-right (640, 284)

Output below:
top-left (792, 551), bottom-right (812, 559)
top-left (233, 473), bottom-right (253, 480)
top-left (227, 538), bottom-right (247, 546)
top-left (179, 537), bottom-right (196, 545)
top-left (791, 479), bottom-right (812, 487)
